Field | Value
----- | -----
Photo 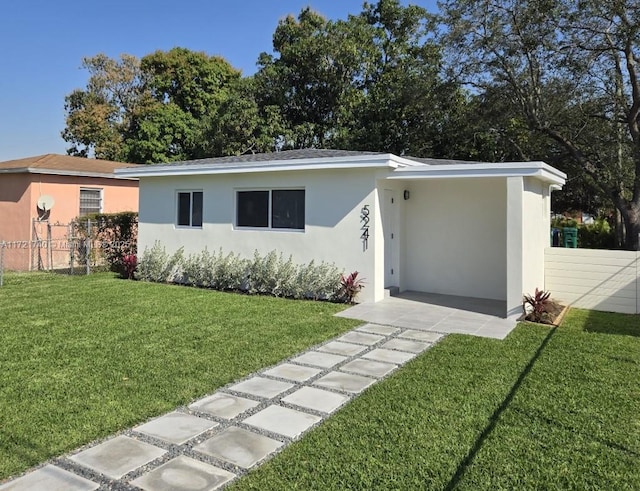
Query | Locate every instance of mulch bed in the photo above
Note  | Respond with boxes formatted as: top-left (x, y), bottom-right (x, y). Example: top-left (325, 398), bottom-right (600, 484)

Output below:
top-left (521, 300), bottom-right (568, 326)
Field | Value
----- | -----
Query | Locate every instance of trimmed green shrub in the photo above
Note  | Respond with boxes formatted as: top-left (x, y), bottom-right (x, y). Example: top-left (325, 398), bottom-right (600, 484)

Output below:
top-left (578, 219), bottom-right (616, 249)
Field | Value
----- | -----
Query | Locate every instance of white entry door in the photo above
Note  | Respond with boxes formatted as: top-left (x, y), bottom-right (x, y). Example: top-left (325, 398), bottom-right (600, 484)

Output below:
top-left (383, 189), bottom-right (399, 287)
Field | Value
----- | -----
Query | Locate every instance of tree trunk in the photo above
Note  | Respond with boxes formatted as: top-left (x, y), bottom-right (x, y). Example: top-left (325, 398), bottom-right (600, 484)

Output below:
top-left (621, 205), bottom-right (640, 250)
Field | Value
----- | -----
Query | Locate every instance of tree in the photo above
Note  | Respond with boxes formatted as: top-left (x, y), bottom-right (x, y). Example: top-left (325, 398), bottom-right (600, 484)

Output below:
top-left (254, 8), bottom-right (367, 149)
top-left (348, 0), bottom-right (446, 156)
top-left (440, 0), bottom-right (640, 249)
top-left (62, 48), bottom-right (252, 163)
top-left (62, 54), bottom-right (142, 161)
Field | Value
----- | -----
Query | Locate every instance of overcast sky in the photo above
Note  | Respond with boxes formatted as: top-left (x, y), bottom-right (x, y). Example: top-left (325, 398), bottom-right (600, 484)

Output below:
top-left (0, 0), bottom-right (438, 162)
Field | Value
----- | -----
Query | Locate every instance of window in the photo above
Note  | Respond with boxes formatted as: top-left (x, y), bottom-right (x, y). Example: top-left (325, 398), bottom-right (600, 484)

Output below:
top-left (236, 189), bottom-right (305, 230)
top-left (177, 191), bottom-right (203, 227)
top-left (79, 188), bottom-right (102, 216)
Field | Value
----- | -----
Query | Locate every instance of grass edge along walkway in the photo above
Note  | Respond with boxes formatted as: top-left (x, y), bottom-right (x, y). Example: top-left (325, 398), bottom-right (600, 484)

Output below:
top-left (231, 310), bottom-right (640, 490)
top-left (0, 272), bottom-right (360, 481)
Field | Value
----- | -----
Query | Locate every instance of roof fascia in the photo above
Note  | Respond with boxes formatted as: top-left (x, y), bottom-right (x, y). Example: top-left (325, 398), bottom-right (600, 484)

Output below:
top-left (0, 167), bottom-right (138, 180)
top-left (115, 154), bottom-right (396, 177)
top-left (388, 161), bottom-right (566, 185)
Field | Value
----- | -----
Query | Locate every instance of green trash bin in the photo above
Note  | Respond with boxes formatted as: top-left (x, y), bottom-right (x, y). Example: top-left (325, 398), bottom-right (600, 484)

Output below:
top-left (563, 227), bottom-right (578, 248)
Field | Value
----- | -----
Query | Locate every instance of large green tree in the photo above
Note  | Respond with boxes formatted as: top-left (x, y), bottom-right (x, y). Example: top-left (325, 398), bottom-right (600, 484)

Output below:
top-left (440, 0), bottom-right (640, 249)
top-left (62, 48), bottom-right (254, 163)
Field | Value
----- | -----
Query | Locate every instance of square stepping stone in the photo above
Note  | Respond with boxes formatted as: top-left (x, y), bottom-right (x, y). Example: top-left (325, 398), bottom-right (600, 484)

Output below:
top-left (381, 338), bottom-right (431, 354)
top-left (318, 341), bottom-right (367, 356)
top-left (262, 363), bottom-right (321, 382)
top-left (0, 465), bottom-right (98, 491)
top-left (340, 359), bottom-right (397, 378)
top-left (398, 330), bottom-right (444, 343)
top-left (194, 426), bottom-right (282, 469)
top-left (130, 456), bottom-right (235, 491)
top-left (134, 412), bottom-right (218, 445)
top-left (228, 377), bottom-right (294, 399)
top-left (314, 371), bottom-right (375, 394)
top-left (189, 393), bottom-right (259, 419)
top-left (244, 405), bottom-right (322, 438)
top-left (291, 351), bottom-right (346, 369)
top-left (69, 436), bottom-right (165, 479)
top-left (336, 331), bottom-right (384, 346)
top-left (282, 386), bottom-right (349, 414)
top-left (356, 324), bottom-right (400, 336)
top-left (362, 348), bottom-right (416, 365)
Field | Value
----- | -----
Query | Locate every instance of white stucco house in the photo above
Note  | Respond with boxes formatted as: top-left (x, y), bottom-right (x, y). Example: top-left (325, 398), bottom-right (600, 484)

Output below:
top-left (116, 149), bottom-right (566, 317)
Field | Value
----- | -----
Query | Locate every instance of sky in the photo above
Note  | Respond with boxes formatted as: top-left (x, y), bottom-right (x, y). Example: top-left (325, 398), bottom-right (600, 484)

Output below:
top-left (0, 0), bottom-right (438, 162)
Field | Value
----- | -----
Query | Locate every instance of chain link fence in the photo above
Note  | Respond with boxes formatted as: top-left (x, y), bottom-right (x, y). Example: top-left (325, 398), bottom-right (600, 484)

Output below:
top-left (0, 218), bottom-right (135, 286)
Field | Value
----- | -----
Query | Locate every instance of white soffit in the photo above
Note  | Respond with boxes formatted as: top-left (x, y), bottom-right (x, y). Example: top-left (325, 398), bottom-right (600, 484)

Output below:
top-left (388, 161), bottom-right (567, 185)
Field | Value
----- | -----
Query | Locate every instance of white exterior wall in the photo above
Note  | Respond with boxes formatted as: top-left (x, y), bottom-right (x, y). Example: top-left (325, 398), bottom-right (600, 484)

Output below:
top-left (403, 178), bottom-right (507, 300)
top-left (138, 168), bottom-right (382, 302)
top-left (545, 248), bottom-right (638, 314)
top-left (521, 177), bottom-right (550, 298)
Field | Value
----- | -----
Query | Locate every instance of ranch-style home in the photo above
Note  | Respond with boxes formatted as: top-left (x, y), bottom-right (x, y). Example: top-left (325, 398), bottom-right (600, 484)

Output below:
top-left (116, 149), bottom-right (566, 317)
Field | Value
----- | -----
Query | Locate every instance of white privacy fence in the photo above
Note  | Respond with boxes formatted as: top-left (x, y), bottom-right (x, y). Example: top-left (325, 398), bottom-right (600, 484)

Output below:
top-left (545, 247), bottom-right (639, 314)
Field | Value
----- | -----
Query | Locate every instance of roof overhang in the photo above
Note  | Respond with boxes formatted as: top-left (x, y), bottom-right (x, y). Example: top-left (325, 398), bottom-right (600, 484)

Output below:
top-left (0, 167), bottom-right (138, 180)
top-left (387, 161), bottom-right (566, 186)
top-left (114, 154), bottom-right (423, 178)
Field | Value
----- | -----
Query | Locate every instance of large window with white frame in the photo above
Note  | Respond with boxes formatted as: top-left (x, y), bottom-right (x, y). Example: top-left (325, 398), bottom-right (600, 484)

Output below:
top-left (79, 188), bottom-right (102, 216)
top-left (177, 191), bottom-right (203, 227)
top-left (236, 189), bottom-right (305, 230)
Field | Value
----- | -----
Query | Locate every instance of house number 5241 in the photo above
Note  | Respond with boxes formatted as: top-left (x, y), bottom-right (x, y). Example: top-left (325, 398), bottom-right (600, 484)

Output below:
top-left (360, 205), bottom-right (370, 251)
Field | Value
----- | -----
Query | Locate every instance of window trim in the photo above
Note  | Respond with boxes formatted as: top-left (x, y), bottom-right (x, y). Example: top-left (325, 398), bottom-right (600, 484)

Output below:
top-left (79, 187), bottom-right (103, 216)
top-left (235, 187), bottom-right (305, 231)
top-left (176, 190), bottom-right (203, 228)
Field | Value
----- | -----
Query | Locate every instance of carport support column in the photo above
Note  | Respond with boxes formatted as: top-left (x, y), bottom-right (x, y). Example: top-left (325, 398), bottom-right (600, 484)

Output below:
top-left (506, 177), bottom-right (524, 318)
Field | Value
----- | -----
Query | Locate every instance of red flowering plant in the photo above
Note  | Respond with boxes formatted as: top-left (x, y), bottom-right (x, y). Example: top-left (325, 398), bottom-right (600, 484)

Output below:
top-left (121, 254), bottom-right (138, 280)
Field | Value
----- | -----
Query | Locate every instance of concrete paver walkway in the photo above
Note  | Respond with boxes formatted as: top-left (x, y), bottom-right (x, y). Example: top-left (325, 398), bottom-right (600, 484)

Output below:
top-left (1, 301), bottom-right (507, 490)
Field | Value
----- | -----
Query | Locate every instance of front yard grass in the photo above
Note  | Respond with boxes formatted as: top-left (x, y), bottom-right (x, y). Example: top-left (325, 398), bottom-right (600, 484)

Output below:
top-left (0, 273), bottom-right (360, 480)
top-left (232, 309), bottom-right (640, 490)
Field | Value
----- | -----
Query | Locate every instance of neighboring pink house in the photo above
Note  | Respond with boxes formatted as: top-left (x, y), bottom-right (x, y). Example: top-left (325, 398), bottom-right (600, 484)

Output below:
top-left (0, 154), bottom-right (140, 270)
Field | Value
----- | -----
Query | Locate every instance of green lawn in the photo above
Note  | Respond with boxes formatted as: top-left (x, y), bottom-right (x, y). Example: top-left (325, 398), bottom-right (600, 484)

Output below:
top-left (232, 309), bottom-right (640, 490)
top-left (0, 273), bottom-right (359, 480)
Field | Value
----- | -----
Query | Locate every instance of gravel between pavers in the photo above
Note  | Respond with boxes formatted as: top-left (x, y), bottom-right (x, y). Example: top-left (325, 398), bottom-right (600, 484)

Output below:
top-left (1, 323), bottom-right (446, 491)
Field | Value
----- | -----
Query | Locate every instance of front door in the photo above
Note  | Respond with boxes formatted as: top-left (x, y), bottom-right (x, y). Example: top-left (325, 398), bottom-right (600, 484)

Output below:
top-left (383, 189), bottom-right (399, 287)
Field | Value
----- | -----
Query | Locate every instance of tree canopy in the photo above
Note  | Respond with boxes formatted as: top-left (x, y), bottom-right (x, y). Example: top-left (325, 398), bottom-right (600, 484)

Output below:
top-left (62, 0), bottom-right (640, 248)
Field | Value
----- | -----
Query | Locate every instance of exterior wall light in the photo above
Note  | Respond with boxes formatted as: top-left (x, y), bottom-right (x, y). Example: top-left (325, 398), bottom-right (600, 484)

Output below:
top-left (403, 190), bottom-right (410, 200)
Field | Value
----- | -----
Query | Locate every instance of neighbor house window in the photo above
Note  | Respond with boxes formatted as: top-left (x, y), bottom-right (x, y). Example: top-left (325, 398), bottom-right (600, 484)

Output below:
top-left (236, 189), bottom-right (305, 230)
top-left (79, 188), bottom-right (102, 216)
top-left (177, 191), bottom-right (203, 227)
